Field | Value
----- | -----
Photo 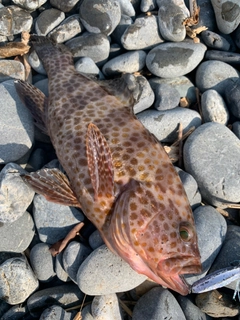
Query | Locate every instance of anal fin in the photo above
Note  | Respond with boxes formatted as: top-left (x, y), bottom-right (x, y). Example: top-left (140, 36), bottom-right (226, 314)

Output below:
top-left (22, 168), bottom-right (81, 208)
top-left (14, 80), bottom-right (48, 135)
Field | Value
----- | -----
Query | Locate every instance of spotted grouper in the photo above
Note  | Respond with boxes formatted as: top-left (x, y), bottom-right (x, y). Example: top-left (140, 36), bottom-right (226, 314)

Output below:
top-left (15, 36), bottom-right (201, 295)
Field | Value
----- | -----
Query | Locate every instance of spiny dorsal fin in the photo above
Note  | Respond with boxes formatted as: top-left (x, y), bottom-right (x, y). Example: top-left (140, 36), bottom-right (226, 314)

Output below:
top-left (86, 123), bottom-right (114, 200)
top-left (15, 80), bottom-right (48, 135)
top-left (22, 168), bottom-right (81, 208)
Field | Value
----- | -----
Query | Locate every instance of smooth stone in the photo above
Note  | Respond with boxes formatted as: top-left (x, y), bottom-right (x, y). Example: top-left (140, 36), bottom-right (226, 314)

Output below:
top-left (34, 78), bottom-right (49, 95)
top-left (211, 0), bottom-right (240, 34)
top-left (0, 60), bottom-right (25, 82)
top-left (0, 5), bottom-right (33, 36)
top-left (55, 252), bottom-right (71, 282)
top-left (28, 50), bottom-right (47, 75)
top-left (201, 30), bottom-right (230, 51)
top-left (66, 32), bottom-right (110, 65)
top-left (137, 107), bottom-right (201, 143)
top-left (183, 122), bottom-right (240, 206)
top-left (191, 0), bottom-right (217, 32)
top-left (153, 83), bottom-right (181, 111)
top-left (133, 75), bottom-right (155, 114)
top-left (201, 89), bottom-right (229, 124)
top-left (0, 211), bottom-right (34, 252)
top-left (232, 121), bottom-right (240, 139)
top-left (195, 60), bottom-right (239, 95)
top-left (77, 245), bottom-right (147, 295)
top-left (118, 0), bottom-right (136, 17)
top-left (109, 43), bottom-right (124, 60)
top-left (102, 50), bottom-right (146, 76)
top-left (33, 194), bottom-right (84, 244)
top-left (184, 205), bottom-right (227, 285)
top-left (177, 295), bottom-right (212, 320)
top-left (121, 15), bottom-right (164, 50)
top-left (205, 50), bottom-right (240, 65)
top-left (0, 80), bottom-right (34, 163)
top-left (81, 304), bottom-right (94, 320)
top-left (12, 0), bottom-right (47, 10)
top-left (0, 163), bottom-right (35, 223)
top-left (30, 243), bottom-right (55, 282)
top-left (0, 256), bottom-right (39, 305)
top-left (50, 0), bottom-right (79, 12)
top-left (157, 0), bottom-right (189, 42)
top-left (91, 294), bottom-right (123, 320)
top-left (146, 41), bottom-right (206, 78)
top-left (40, 305), bottom-right (74, 320)
top-left (79, 0), bottom-right (121, 35)
top-left (132, 287), bottom-right (186, 320)
top-left (63, 241), bottom-right (92, 283)
top-left (75, 57), bottom-right (104, 79)
top-left (0, 300), bottom-right (11, 319)
top-left (111, 14), bottom-right (133, 45)
top-left (35, 8), bottom-right (65, 36)
top-left (224, 78), bottom-right (240, 118)
top-left (141, 0), bottom-right (157, 12)
top-left (0, 305), bottom-right (27, 320)
top-left (48, 14), bottom-right (83, 43)
top-left (27, 284), bottom-right (83, 317)
top-left (149, 75), bottom-right (197, 104)
top-left (88, 230), bottom-right (104, 250)
top-left (27, 148), bottom-right (47, 171)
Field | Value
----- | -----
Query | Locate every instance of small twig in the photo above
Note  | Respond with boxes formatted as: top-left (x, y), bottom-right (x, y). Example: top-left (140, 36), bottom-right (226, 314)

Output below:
top-left (118, 299), bottom-right (133, 317)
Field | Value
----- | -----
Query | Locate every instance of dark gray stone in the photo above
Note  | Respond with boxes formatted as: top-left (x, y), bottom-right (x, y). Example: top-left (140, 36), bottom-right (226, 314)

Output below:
top-left (88, 230), bottom-right (104, 250)
top-left (205, 50), bottom-right (240, 65)
top-left (40, 305), bottom-right (74, 320)
top-left (35, 8), bottom-right (65, 36)
top-left (232, 121), bottom-right (240, 139)
top-left (201, 30), bottom-right (230, 50)
top-left (177, 295), bottom-right (212, 320)
top-left (153, 83), bottom-right (181, 111)
top-left (50, 0), bottom-right (79, 12)
top-left (224, 78), bottom-right (240, 119)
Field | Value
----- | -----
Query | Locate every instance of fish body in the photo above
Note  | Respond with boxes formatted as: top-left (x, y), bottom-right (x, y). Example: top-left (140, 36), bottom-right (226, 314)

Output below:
top-left (15, 36), bottom-right (201, 295)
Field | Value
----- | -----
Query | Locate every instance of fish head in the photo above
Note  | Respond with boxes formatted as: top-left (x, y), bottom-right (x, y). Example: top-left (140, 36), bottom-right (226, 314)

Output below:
top-left (108, 178), bottom-right (201, 295)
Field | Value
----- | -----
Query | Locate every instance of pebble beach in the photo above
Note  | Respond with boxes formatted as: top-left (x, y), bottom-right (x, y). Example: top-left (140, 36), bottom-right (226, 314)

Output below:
top-left (1, 0), bottom-right (240, 319)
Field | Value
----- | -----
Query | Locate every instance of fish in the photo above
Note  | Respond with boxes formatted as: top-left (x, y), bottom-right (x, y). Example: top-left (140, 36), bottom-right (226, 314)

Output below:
top-left (15, 35), bottom-right (201, 295)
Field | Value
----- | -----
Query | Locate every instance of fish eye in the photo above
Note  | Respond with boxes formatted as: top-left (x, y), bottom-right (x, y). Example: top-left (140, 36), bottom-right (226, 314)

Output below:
top-left (179, 222), bottom-right (193, 242)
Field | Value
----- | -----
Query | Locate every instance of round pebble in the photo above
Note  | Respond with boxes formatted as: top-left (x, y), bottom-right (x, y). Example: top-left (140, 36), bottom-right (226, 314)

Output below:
top-left (40, 305), bottom-right (75, 320)
top-left (177, 295), bottom-right (212, 320)
top-left (205, 49), bottom-right (240, 64)
top-left (50, 0), bottom-right (79, 12)
top-left (146, 40), bottom-right (206, 78)
top-left (91, 294), bottom-right (123, 320)
top-left (111, 14), bottom-right (133, 45)
top-left (0, 60), bottom-right (25, 82)
top-left (224, 78), bottom-right (240, 118)
top-left (35, 8), bottom-right (65, 36)
top-left (88, 230), bottom-right (104, 250)
top-left (153, 83), bottom-right (181, 111)
top-left (141, 0), bottom-right (156, 12)
top-left (55, 252), bottom-right (70, 282)
top-left (74, 57), bottom-right (104, 78)
top-left (133, 75), bottom-right (155, 114)
top-left (12, 0), bottom-right (47, 10)
top-left (232, 121), bottom-right (240, 139)
top-left (201, 30), bottom-right (230, 50)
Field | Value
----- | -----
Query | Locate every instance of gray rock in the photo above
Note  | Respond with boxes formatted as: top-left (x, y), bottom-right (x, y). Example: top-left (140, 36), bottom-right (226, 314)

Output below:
top-left (27, 284), bottom-right (83, 317)
top-left (121, 15), bottom-right (164, 50)
top-left (141, 0), bottom-right (157, 12)
top-left (55, 252), bottom-right (70, 282)
top-left (102, 50), bottom-right (146, 76)
top-left (185, 205), bottom-right (227, 285)
top-left (192, 0), bottom-right (217, 32)
top-left (0, 81), bottom-right (34, 163)
top-left (40, 305), bottom-right (74, 320)
top-left (27, 148), bottom-right (47, 171)
top-left (201, 30), bottom-right (230, 51)
top-left (157, 0), bottom-right (189, 42)
top-left (28, 50), bottom-right (47, 75)
top-left (0, 60), bottom-right (25, 82)
top-left (232, 121), bottom-right (240, 139)
top-left (66, 32), bottom-right (110, 65)
top-left (30, 243), bottom-right (55, 282)
top-left (0, 256), bottom-right (39, 305)
top-left (133, 75), bottom-right (155, 114)
top-left (33, 194), bottom-right (84, 244)
top-left (12, 0), bottom-right (47, 10)
top-left (118, 0), bottom-right (136, 16)
top-left (146, 41), bottom-right (206, 78)
top-left (0, 5), bottom-right (33, 36)
top-left (0, 211), bottom-right (34, 252)
top-left (88, 230), bottom-right (104, 250)
top-left (77, 245), bottom-right (147, 295)
top-left (50, 0), bottom-right (79, 12)
top-left (81, 304), bottom-right (94, 320)
top-left (75, 57), bottom-right (104, 79)
top-left (177, 295), bottom-right (212, 320)
top-left (132, 287), bottom-right (186, 320)
top-left (35, 8), bottom-right (65, 36)
top-left (34, 78), bottom-right (49, 95)
top-left (201, 89), bottom-right (229, 124)
top-left (137, 107), bottom-right (201, 143)
top-left (0, 305), bottom-right (27, 320)
top-left (211, 0), bottom-right (240, 34)
top-left (195, 60), bottom-right (239, 95)
top-left (48, 14), bottom-right (83, 43)
top-left (183, 122), bottom-right (240, 206)
top-left (92, 294), bottom-right (123, 320)
top-left (224, 78), bottom-right (240, 119)
top-left (0, 163), bottom-right (35, 223)
top-left (111, 14), bottom-right (133, 45)
top-left (79, 0), bottom-right (121, 35)
top-left (153, 83), bottom-right (181, 111)
top-left (205, 50), bottom-right (240, 65)
top-left (63, 241), bottom-right (92, 283)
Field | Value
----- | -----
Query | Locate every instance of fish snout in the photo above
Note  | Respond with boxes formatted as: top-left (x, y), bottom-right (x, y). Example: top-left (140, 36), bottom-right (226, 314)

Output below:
top-left (158, 255), bottom-right (202, 276)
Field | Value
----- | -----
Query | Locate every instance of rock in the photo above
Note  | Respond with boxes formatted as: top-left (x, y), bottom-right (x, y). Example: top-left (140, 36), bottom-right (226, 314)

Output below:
top-left (192, 0), bottom-right (217, 32)
top-left (81, 304), bottom-right (94, 320)
top-left (33, 194), bottom-right (84, 244)
top-left (88, 230), bottom-right (104, 250)
top-left (28, 50), bottom-right (47, 75)
top-left (30, 243), bottom-right (55, 282)
top-left (201, 30), bottom-right (230, 51)
top-left (0, 81), bottom-right (34, 163)
top-left (137, 107), bottom-right (201, 143)
top-left (27, 284), bottom-right (83, 317)
top-left (153, 83), bottom-right (181, 111)
top-left (66, 32), bottom-right (110, 65)
top-left (111, 14), bottom-right (133, 45)
top-left (50, 0), bottom-right (79, 12)
top-left (232, 121), bottom-right (240, 139)
top-left (177, 295), bottom-right (212, 320)
top-left (55, 252), bottom-right (70, 282)
top-left (75, 57), bottom-right (104, 78)
top-left (48, 14), bottom-right (83, 43)
top-left (0, 211), bottom-right (35, 252)
top-left (0, 5), bottom-right (33, 36)
top-left (183, 122), bottom-right (240, 206)
top-left (146, 41), bottom-right (206, 78)
top-left (195, 60), bottom-right (239, 95)
top-left (62, 241), bottom-right (92, 283)
top-left (0, 255), bottom-right (39, 305)
top-left (0, 163), bottom-right (35, 223)
top-left (132, 287), bottom-right (186, 320)
top-left (102, 50), bottom-right (146, 76)
top-left (12, 0), bottom-right (47, 10)
top-left (0, 60), bottom-right (25, 82)
top-left (211, 0), bottom-right (240, 34)
top-left (79, 0), bottom-right (121, 35)
top-left (157, 0), bottom-right (189, 42)
top-left (201, 89), bottom-right (229, 124)
top-left (77, 245), bottom-right (147, 295)
top-left (133, 75), bottom-right (155, 114)
top-left (118, 0), bottom-right (136, 17)
top-left (0, 305), bottom-right (27, 320)
top-left (40, 305), bottom-right (75, 320)
top-left (35, 8), bottom-right (65, 36)
top-left (121, 14), bottom-right (164, 50)
top-left (91, 294), bottom-right (123, 320)
top-left (141, 0), bottom-right (157, 12)
top-left (205, 50), bottom-right (240, 65)
top-left (224, 78), bottom-right (240, 119)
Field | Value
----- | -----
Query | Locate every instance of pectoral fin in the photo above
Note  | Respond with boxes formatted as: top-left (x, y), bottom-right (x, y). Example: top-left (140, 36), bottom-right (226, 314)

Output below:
top-left (14, 80), bottom-right (48, 134)
top-left (22, 168), bottom-right (81, 208)
top-left (86, 123), bottom-right (114, 200)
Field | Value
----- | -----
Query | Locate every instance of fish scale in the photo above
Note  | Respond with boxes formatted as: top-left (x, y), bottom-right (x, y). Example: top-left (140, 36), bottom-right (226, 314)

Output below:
top-left (15, 35), bottom-right (201, 295)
